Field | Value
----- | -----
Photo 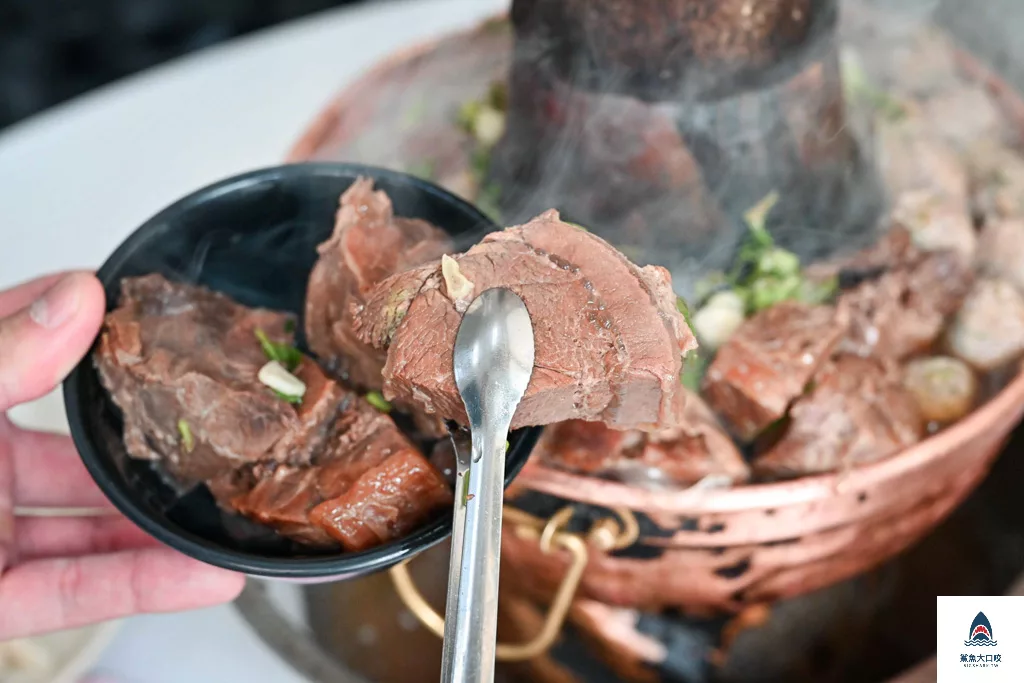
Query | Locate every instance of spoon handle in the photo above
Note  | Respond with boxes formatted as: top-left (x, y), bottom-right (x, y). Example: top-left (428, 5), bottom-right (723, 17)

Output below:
top-left (440, 418), bottom-right (508, 683)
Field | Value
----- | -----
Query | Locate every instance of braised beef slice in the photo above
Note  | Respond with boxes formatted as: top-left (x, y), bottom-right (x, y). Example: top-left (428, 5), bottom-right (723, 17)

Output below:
top-left (309, 448), bottom-right (453, 552)
top-left (538, 391), bottom-right (749, 487)
top-left (224, 396), bottom-right (451, 550)
top-left (94, 274), bottom-right (337, 481)
top-left (837, 249), bottom-right (973, 360)
top-left (701, 301), bottom-right (848, 442)
top-left (305, 177), bottom-right (452, 391)
top-left (753, 354), bottom-right (924, 479)
top-left (354, 209), bottom-right (697, 430)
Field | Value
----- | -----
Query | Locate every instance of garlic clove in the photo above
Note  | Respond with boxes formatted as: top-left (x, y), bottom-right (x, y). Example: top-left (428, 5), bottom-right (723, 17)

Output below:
top-left (258, 360), bottom-right (307, 400)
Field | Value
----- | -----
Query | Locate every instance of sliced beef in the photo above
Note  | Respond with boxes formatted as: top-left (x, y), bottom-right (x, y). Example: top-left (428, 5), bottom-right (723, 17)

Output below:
top-left (305, 177), bottom-right (452, 391)
top-left (97, 273), bottom-right (452, 551)
top-left (222, 395), bottom-right (452, 550)
top-left (309, 448), bottom-right (453, 552)
top-left (837, 248), bottom-right (973, 360)
top-left (701, 301), bottom-right (848, 442)
top-left (354, 210), bottom-right (697, 430)
top-left (752, 354), bottom-right (924, 479)
top-left (94, 274), bottom-right (346, 481)
top-left (537, 391), bottom-right (749, 487)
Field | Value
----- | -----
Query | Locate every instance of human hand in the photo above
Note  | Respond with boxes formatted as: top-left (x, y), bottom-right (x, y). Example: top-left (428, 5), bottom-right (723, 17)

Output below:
top-left (0, 271), bottom-right (245, 640)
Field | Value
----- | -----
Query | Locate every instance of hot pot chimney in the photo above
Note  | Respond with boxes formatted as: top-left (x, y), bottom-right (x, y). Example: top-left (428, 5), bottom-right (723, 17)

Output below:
top-left (490, 0), bottom-right (883, 271)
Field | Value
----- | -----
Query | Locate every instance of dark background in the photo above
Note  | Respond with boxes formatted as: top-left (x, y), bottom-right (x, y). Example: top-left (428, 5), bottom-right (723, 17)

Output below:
top-left (0, 0), bottom-right (368, 131)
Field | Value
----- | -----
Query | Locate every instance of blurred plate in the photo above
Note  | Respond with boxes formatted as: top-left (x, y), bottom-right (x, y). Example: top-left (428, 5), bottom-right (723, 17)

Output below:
top-left (1, 621), bottom-right (121, 683)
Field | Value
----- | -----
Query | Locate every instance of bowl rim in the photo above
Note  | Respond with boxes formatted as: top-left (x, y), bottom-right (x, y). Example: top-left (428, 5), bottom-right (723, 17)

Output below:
top-left (63, 161), bottom-right (540, 578)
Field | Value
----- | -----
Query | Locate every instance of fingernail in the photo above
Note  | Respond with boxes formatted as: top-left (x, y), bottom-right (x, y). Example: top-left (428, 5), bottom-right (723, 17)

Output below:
top-left (29, 274), bottom-right (81, 329)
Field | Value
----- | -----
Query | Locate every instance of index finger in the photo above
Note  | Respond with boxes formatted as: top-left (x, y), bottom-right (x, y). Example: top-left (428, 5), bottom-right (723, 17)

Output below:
top-left (0, 548), bottom-right (245, 639)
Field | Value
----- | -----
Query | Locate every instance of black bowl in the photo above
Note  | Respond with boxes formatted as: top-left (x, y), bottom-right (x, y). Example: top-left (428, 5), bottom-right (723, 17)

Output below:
top-left (63, 163), bottom-right (542, 581)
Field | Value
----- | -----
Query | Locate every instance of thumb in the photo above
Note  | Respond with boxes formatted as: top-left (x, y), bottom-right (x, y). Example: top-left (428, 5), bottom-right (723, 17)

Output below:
top-left (0, 272), bottom-right (105, 413)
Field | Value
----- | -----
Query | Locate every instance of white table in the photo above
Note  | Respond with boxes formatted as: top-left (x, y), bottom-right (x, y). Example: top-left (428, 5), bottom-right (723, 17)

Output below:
top-left (0, 0), bottom-right (503, 680)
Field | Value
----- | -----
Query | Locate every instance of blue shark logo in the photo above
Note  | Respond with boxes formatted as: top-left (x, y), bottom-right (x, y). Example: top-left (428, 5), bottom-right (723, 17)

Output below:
top-left (965, 612), bottom-right (998, 647)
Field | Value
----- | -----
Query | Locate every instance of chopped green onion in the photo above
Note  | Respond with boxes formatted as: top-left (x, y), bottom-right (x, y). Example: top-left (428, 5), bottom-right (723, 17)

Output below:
top-left (743, 191), bottom-right (779, 238)
top-left (676, 296), bottom-right (693, 329)
top-left (272, 389), bottom-right (303, 405)
top-left (757, 248), bottom-right (800, 278)
top-left (798, 275), bottom-right (839, 305)
top-left (283, 319), bottom-right (296, 334)
top-left (681, 353), bottom-right (709, 392)
top-left (177, 419), bottom-right (194, 453)
top-left (255, 328), bottom-right (302, 372)
top-left (505, 439), bottom-right (510, 452)
top-left (841, 53), bottom-right (906, 121)
top-left (365, 391), bottom-right (392, 413)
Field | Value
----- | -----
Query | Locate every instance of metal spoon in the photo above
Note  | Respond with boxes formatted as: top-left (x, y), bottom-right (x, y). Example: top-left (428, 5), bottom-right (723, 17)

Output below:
top-left (441, 287), bottom-right (535, 683)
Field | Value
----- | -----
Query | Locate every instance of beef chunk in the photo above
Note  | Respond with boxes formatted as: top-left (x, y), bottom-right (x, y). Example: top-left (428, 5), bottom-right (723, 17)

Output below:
top-left (354, 210), bottom-right (698, 430)
top-left (223, 396), bottom-right (452, 550)
top-left (305, 177), bottom-right (452, 390)
top-left (701, 301), bottom-right (848, 441)
top-left (538, 391), bottom-right (749, 487)
top-left (837, 248), bottom-right (972, 360)
top-left (97, 273), bottom-right (452, 551)
top-left (753, 355), bottom-right (924, 479)
top-left (95, 274), bottom-right (346, 481)
top-left (309, 448), bottom-right (452, 552)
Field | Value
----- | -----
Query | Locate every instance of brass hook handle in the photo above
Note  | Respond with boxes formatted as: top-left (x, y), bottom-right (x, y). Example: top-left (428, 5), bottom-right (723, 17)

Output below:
top-left (389, 505), bottom-right (639, 662)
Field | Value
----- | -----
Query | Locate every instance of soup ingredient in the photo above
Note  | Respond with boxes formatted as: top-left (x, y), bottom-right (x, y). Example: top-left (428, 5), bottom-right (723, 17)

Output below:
top-left (702, 301), bottom-right (849, 441)
top-left (364, 390), bottom-right (392, 413)
top-left (976, 218), bottom-right (1024, 294)
top-left (691, 290), bottom-right (745, 352)
top-left (837, 243), bottom-right (972, 360)
top-left (309, 449), bottom-right (453, 551)
top-left (225, 395), bottom-right (451, 550)
top-left (903, 356), bottom-right (978, 424)
top-left (258, 361), bottom-right (307, 402)
top-left (96, 274), bottom-right (452, 550)
top-left (95, 274), bottom-right (346, 481)
top-left (946, 277), bottom-right (1024, 371)
top-left (891, 190), bottom-right (976, 263)
top-left (537, 390), bottom-right (749, 487)
top-left (305, 177), bottom-right (452, 392)
top-left (355, 209), bottom-right (698, 430)
top-left (441, 253), bottom-right (475, 308)
top-left (753, 354), bottom-right (923, 479)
